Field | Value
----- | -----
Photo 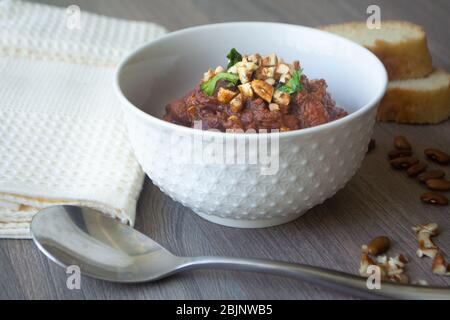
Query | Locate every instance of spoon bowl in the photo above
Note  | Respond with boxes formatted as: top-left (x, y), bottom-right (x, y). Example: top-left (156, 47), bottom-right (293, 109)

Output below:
top-left (30, 205), bottom-right (187, 282)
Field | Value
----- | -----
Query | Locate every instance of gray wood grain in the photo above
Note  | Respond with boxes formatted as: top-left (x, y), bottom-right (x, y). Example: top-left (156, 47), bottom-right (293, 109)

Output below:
top-left (1, 0), bottom-right (449, 300)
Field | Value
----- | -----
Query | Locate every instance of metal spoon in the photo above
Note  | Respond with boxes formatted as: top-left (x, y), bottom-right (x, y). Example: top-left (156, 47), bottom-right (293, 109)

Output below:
top-left (31, 205), bottom-right (450, 299)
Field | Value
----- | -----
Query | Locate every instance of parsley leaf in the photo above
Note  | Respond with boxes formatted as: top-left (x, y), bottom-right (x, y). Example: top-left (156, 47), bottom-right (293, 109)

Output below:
top-left (278, 69), bottom-right (304, 95)
top-left (200, 72), bottom-right (239, 96)
top-left (226, 48), bottom-right (242, 69)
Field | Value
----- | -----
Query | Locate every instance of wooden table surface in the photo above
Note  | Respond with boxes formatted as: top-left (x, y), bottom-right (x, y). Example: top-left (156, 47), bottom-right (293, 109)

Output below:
top-left (1, 0), bottom-right (449, 300)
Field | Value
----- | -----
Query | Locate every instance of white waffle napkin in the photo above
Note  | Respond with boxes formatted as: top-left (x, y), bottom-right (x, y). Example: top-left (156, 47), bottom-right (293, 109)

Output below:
top-left (0, 0), bottom-right (167, 238)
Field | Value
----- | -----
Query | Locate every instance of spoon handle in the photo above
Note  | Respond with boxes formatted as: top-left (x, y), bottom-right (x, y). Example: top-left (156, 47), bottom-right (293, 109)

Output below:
top-left (181, 256), bottom-right (450, 300)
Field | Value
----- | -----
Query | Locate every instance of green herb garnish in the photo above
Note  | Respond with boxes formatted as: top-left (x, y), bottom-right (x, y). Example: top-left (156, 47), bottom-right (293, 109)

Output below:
top-left (278, 69), bottom-right (304, 95)
top-left (226, 48), bottom-right (242, 69)
top-left (200, 72), bottom-right (239, 96)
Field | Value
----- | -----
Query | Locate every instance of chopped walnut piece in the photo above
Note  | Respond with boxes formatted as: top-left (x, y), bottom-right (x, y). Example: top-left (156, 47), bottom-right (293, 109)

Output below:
top-left (412, 223), bottom-right (439, 236)
top-left (237, 67), bottom-right (250, 84)
top-left (389, 273), bottom-right (409, 284)
top-left (276, 63), bottom-right (290, 75)
top-left (235, 62), bottom-right (257, 84)
top-left (359, 253), bottom-right (377, 277)
top-left (279, 72), bottom-right (292, 84)
top-left (203, 68), bottom-right (215, 82)
top-left (432, 253), bottom-right (450, 276)
top-left (265, 78), bottom-right (275, 86)
top-left (217, 87), bottom-right (238, 104)
top-left (251, 80), bottom-right (274, 103)
top-left (376, 255), bottom-right (387, 265)
top-left (230, 94), bottom-right (244, 113)
top-left (413, 223), bottom-right (439, 259)
top-left (214, 66), bottom-right (225, 74)
top-left (273, 90), bottom-right (290, 106)
top-left (262, 53), bottom-right (278, 67)
top-left (417, 248), bottom-right (439, 259)
top-left (228, 65), bottom-right (238, 74)
top-left (261, 67), bottom-right (275, 79)
top-left (387, 256), bottom-right (406, 275)
top-left (412, 279), bottom-right (429, 286)
top-left (268, 103), bottom-right (280, 112)
top-left (360, 237), bottom-right (409, 284)
top-left (238, 83), bottom-right (253, 98)
top-left (247, 53), bottom-right (262, 65)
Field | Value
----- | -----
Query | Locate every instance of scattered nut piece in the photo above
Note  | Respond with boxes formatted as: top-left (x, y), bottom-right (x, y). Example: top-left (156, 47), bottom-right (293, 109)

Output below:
top-left (389, 273), bottom-right (409, 284)
top-left (359, 253), bottom-right (377, 277)
top-left (418, 170), bottom-right (446, 183)
top-left (376, 255), bottom-right (387, 265)
top-left (388, 149), bottom-right (412, 159)
top-left (432, 253), bottom-right (450, 276)
top-left (387, 255), bottom-right (406, 275)
top-left (416, 248), bottom-right (438, 259)
top-left (394, 135), bottom-right (412, 150)
top-left (413, 224), bottom-right (450, 277)
top-left (412, 279), bottom-right (429, 286)
top-left (367, 236), bottom-right (391, 256)
top-left (424, 148), bottom-right (450, 165)
top-left (359, 237), bottom-right (408, 284)
top-left (413, 223), bottom-right (439, 259)
top-left (425, 178), bottom-right (450, 191)
top-left (280, 127), bottom-right (290, 132)
top-left (228, 115), bottom-right (238, 121)
top-left (413, 222), bottom-right (439, 236)
top-left (390, 156), bottom-right (419, 169)
top-left (407, 161), bottom-right (428, 176)
top-left (420, 192), bottom-right (449, 206)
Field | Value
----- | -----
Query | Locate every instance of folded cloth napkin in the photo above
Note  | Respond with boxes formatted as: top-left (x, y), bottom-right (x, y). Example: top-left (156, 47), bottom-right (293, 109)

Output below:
top-left (0, 0), bottom-right (166, 238)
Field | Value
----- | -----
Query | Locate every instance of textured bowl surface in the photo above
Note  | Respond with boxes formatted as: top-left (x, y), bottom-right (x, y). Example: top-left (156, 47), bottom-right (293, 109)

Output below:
top-left (115, 22), bottom-right (387, 228)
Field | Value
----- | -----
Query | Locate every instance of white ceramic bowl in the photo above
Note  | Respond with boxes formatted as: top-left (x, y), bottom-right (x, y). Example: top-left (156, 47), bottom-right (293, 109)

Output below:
top-left (115, 22), bottom-right (387, 228)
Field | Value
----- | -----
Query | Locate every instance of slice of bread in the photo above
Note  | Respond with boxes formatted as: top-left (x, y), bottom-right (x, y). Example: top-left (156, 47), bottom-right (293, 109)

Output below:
top-left (321, 21), bottom-right (433, 80)
top-left (377, 69), bottom-right (450, 124)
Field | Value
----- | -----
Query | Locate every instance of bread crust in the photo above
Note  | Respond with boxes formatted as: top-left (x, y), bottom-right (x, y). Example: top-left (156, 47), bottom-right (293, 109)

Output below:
top-left (320, 21), bottom-right (434, 80)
